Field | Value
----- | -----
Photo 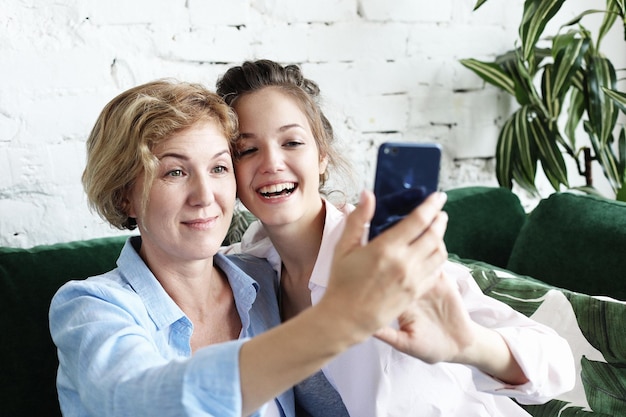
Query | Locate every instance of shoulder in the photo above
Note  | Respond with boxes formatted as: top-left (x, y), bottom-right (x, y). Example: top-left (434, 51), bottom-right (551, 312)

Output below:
top-left (225, 253), bottom-right (276, 276)
top-left (48, 269), bottom-right (152, 342)
top-left (218, 252), bottom-right (279, 296)
top-left (51, 269), bottom-right (133, 307)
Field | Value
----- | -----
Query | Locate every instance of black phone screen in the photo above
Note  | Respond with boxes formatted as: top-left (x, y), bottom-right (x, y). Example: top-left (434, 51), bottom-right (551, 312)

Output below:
top-left (368, 142), bottom-right (441, 240)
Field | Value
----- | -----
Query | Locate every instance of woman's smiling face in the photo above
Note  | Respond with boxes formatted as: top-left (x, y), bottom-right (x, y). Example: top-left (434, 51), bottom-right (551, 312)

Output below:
top-left (232, 87), bottom-right (328, 227)
top-left (127, 120), bottom-right (236, 264)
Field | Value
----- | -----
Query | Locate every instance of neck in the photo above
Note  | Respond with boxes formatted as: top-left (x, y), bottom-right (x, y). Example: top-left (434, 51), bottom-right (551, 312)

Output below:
top-left (138, 242), bottom-right (219, 313)
top-left (265, 199), bottom-right (326, 281)
top-left (264, 199), bottom-right (327, 320)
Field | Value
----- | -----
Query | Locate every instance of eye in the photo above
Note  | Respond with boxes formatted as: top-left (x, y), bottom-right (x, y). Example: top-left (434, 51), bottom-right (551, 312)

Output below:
top-left (236, 146), bottom-right (257, 158)
top-left (166, 169), bottom-right (184, 177)
top-left (212, 165), bottom-right (229, 174)
top-left (284, 139), bottom-right (304, 148)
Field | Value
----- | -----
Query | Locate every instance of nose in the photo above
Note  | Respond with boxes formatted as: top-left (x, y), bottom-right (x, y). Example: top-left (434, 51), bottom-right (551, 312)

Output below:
top-left (259, 146), bottom-right (286, 174)
top-left (188, 174), bottom-right (215, 207)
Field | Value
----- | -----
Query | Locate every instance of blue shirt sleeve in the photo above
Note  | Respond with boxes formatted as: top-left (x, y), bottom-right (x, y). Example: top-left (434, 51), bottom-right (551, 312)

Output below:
top-left (49, 276), bottom-right (263, 417)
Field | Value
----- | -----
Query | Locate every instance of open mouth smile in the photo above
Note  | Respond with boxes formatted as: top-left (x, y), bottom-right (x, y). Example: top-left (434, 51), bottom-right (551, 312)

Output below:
top-left (257, 182), bottom-right (297, 198)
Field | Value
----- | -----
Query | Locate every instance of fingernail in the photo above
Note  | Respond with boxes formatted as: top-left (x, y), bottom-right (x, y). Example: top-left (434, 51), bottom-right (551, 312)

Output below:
top-left (359, 190), bottom-right (367, 206)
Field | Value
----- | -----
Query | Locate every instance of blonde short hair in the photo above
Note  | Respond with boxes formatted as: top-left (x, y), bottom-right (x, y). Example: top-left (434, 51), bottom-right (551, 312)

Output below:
top-left (82, 79), bottom-right (238, 230)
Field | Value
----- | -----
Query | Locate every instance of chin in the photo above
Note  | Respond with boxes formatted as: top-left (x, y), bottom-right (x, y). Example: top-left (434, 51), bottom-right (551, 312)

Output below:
top-left (259, 212), bottom-right (301, 228)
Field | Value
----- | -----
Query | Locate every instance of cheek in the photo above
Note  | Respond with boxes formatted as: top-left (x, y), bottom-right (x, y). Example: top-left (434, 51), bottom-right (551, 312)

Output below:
top-left (234, 160), bottom-right (253, 186)
top-left (220, 175), bottom-right (238, 203)
top-left (126, 183), bottom-right (144, 218)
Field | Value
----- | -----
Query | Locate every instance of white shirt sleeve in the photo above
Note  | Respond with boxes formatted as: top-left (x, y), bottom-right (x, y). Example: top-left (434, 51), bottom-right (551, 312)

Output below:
top-left (449, 261), bottom-right (576, 403)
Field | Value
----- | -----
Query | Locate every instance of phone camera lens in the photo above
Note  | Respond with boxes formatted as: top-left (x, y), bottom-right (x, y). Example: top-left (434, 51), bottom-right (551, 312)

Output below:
top-left (384, 147), bottom-right (399, 155)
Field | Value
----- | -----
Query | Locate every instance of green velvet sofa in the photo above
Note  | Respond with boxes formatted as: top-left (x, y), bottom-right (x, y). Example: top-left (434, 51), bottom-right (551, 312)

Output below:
top-left (1, 186), bottom-right (625, 417)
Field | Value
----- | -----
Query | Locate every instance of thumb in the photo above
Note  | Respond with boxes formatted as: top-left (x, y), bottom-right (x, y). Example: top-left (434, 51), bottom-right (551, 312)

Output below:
top-left (374, 325), bottom-right (402, 347)
top-left (335, 190), bottom-right (375, 255)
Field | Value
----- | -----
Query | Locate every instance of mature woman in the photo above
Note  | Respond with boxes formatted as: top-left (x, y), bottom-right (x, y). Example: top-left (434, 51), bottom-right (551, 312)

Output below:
top-left (49, 79), bottom-right (449, 417)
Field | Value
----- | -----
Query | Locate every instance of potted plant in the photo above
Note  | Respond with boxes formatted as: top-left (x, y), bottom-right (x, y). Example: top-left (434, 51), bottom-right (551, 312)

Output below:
top-left (460, 0), bottom-right (626, 200)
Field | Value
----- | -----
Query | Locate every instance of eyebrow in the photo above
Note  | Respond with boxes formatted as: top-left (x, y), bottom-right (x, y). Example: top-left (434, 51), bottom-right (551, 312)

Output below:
top-left (239, 123), bottom-right (306, 139)
top-left (158, 149), bottom-right (231, 160)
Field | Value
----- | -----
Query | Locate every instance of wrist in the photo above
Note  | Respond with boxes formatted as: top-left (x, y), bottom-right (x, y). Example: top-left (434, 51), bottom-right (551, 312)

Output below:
top-left (307, 298), bottom-right (372, 351)
top-left (458, 325), bottom-right (528, 385)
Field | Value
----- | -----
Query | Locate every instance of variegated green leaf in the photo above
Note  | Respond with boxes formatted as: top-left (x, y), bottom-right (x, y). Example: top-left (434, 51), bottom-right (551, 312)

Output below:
top-left (472, 0), bottom-right (489, 11)
top-left (496, 116), bottom-right (516, 189)
top-left (570, 66), bottom-right (586, 92)
top-left (496, 47), bottom-right (552, 73)
top-left (520, 0), bottom-right (567, 60)
top-left (587, 56), bottom-right (618, 145)
top-left (570, 185), bottom-right (606, 197)
top-left (585, 121), bottom-right (621, 191)
top-left (610, 0), bottom-right (626, 13)
top-left (515, 106), bottom-right (537, 179)
top-left (550, 31), bottom-right (588, 100)
top-left (496, 107), bottom-right (545, 193)
top-left (565, 87), bottom-right (585, 150)
top-left (609, 0), bottom-right (626, 17)
top-left (598, 1), bottom-right (620, 47)
top-left (560, 9), bottom-right (607, 29)
top-left (512, 161), bottom-right (539, 195)
top-left (617, 126), bottom-right (626, 184)
top-left (541, 64), bottom-right (560, 119)
top-left (529, 117), bottom-right (569, 190)
top-left (459, 58), bottom-right (516, 96)
top-left (616, 128), bottom-right (626, 201)
top-left (499, 54), bottom-right (534, 106)
top-left (602, 87), bottom-right (626, 113)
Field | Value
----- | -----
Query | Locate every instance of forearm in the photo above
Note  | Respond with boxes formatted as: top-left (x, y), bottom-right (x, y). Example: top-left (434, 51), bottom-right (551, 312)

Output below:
top-left (239, 301), bottom-right (363, 416)
top-left (458, 324), bottom-right (529, 385)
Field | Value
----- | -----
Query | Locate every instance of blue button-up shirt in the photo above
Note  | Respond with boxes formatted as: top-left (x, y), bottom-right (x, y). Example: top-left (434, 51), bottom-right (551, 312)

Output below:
top-left (49, 236), bottom-right (294, 417)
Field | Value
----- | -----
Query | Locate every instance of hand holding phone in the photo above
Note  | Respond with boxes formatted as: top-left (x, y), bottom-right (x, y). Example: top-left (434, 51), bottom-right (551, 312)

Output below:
top-left (368, 142), bottom-right (441, 240)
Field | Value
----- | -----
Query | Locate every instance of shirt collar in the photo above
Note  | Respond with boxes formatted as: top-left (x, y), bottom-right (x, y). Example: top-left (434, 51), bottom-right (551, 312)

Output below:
top-left (214, 253), bottom-right (259, 332)
top-left (308, 199), bottom-right (353, 289)
top-left (116, 236), bottom-right (259, 331)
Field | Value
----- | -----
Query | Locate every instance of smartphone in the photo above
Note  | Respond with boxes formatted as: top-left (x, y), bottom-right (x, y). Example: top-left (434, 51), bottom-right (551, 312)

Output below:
top-left (368, 142), bottom-right (442, 240)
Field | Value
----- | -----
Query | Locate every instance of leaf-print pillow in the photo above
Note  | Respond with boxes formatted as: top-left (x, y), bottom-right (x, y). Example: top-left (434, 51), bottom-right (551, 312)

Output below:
top-left (454, 257), bottom-right (626, 417)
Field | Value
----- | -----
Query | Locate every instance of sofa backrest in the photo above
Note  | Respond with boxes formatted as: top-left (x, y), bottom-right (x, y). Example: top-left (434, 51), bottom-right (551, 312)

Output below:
top-left (443, 186), bottom-right (527, 268)
top-left (0, 235), bottom-right (128, 417)
top-left (507, 192), bottom-right (626, 300)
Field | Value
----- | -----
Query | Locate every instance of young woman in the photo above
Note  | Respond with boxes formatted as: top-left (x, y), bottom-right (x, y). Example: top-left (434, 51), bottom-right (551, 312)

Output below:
top-left (217, 60), bottom-right (576, 416)
top-left (49, 79), bottom-right (450, 417)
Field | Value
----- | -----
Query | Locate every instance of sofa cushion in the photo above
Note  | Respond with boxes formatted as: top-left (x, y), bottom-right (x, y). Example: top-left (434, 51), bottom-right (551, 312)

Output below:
top-left (507, 192), bottom-right (626, 300)
top-left (443, 186), bottom-right (526, 268)
top-left (456, 257), bottom-right (626, 417)
top-left (0, 235), bottom-right (129, 417)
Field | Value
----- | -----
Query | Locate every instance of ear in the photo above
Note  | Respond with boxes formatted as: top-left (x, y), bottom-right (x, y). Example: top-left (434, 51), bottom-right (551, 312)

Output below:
top-left (126, 199), bottom-right (136, 218)
top-left (319, 153), bottom-right (329, 175)
top-left (123, 185), bottom-right (138, 218)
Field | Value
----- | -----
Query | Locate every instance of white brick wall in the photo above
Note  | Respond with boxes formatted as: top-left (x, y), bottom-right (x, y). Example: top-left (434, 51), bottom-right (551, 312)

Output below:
top-left (0, 0), bottom-right (621, 247)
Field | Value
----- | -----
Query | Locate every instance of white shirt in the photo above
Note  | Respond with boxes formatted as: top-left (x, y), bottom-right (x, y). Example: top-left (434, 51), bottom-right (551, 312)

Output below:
top-left (223, 200), bottom-right (575, 416)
